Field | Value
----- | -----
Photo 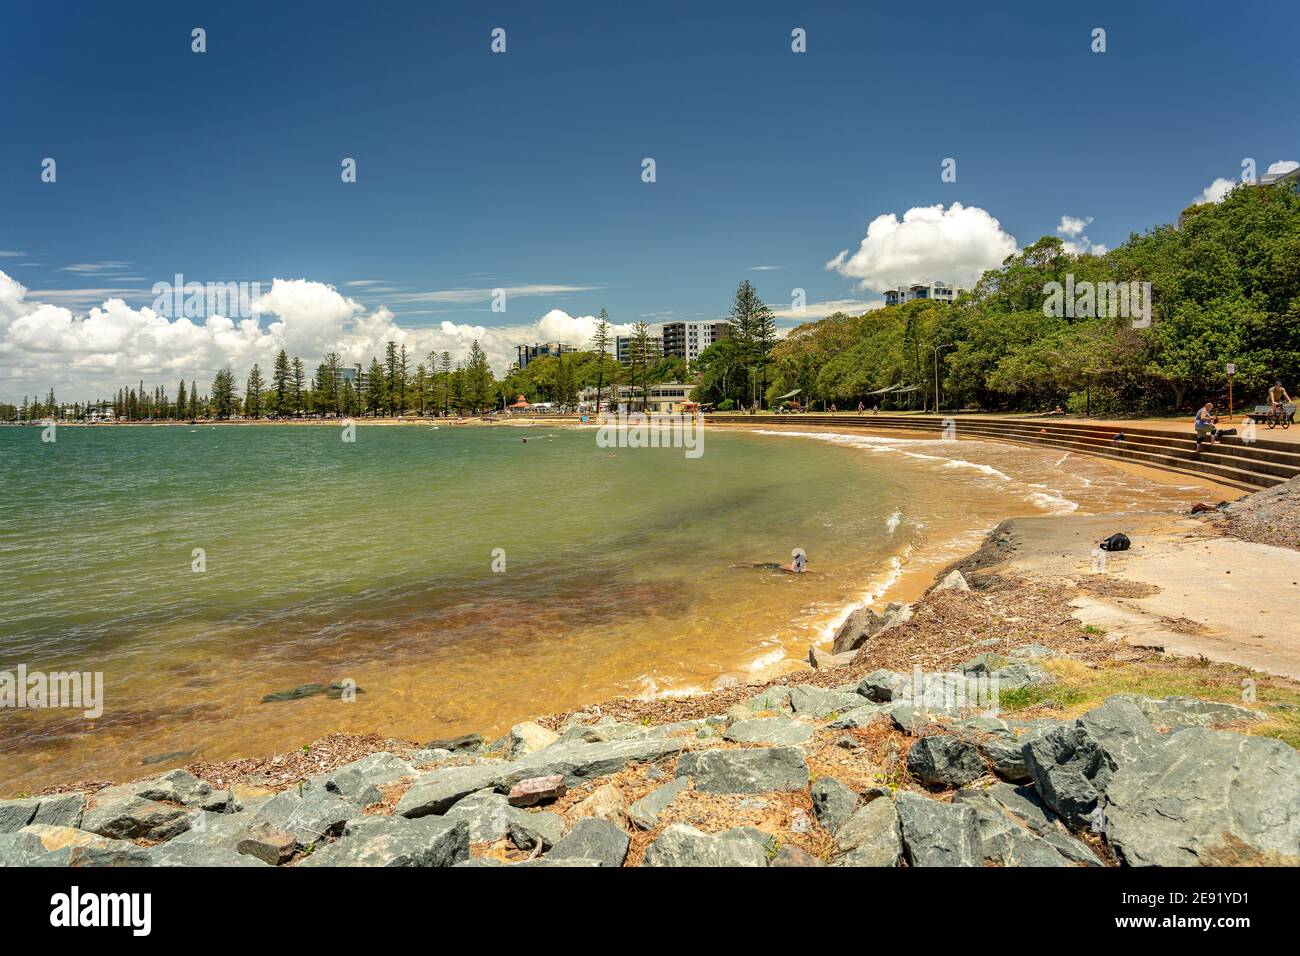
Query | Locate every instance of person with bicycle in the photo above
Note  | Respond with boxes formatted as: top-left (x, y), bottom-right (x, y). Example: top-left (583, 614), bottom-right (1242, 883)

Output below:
top-left (1268, 381), bottom-right (1292, 423)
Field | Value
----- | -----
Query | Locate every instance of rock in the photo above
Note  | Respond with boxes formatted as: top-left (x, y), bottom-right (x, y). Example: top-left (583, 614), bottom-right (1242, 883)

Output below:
top-left (147, 843), bottom-right (271, 867)
top-left (1008, 644), bottom-right (1056, 660)
top-left (396, 764), bottom-right (504, 818)
top-left (234, 823), bottom-right (298, 865)
top-left (1104, 728), bottom-right (1300, 866)
top-left (628, 776), bottom-right (690, 831)
top-left (508, 811), bottom-right (565, 851)
top-left (546, 817), bottom-right (629, 867)
top-left (500, 738), bottom-right (685, 791)
top-left (251, 788), bottom-right (361, 846)
top-left (830, 605), bottom-right (887, 655)
top-left (0, 792), bottom-right (85, 833)
top-left (789, 684), bottom-right (865, 718)
top-left (676, 747), bottom-right (809, 794)
top-left (81, 793), bottom-right (194, 843)
top-left (443, 789), bottom-right (523, 842)
top-left (1111, 694), bottom-right (1267, 730)
top-left (508, 721), bottom-right (560, 757)
top-left (508, 775), bottom-right (567, 808)
top-left (409, 748), bottom-right (455, 766)
top-left (772, 844), bottom-right (825, 866)
top-left (895, 791), bottom-right (981, 867)
top-left (318, 752), bottom-right (415, 808)
top-left (0, 824), bottom-right (137, 866)
top-left (569, 783), bottom-right (629, 827)
top-left (557, 720), bottom-right (667, 744)
top-left (808, 646), bottom-right (857, 670)
top-left (824, 706), bottom-right (883, 730)
top-left (989, 662), bottom-right (1051, 692)
top-left (642, 824), bottom-right (771, 867)
top-left (1022, 697), bottom-right (1160, 827)
top-left (956, 795), bottom-right (1078, 867)
top-left (298, 816), bottom-right (469, 867)
top-left (907, 736), bottom-right (987, 788)
top-left (423, 733), bottom-right (485, 754)
top-left (811, 777), bottom-right (859, 834)
top-left (957, 652), bottom-right (1010, 674)
top-left (882, 700), bottom-right (960, 734)
top-left (744, 686), bottom-right (793, 714)
top-left (833, 797), bottom-right (903, 867)
top-left (724, 717), bottom-right (814, 747)
top-left (856, 669), bottom-right (908, 703)
top-left (261, 683), bottom-right (328, 702)
top-left (935, 569), bottom-right (970, 591)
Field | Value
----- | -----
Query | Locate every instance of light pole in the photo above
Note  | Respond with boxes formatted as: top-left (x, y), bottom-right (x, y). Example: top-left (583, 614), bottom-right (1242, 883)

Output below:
top-left (932, 344), bottom-right (955, 413)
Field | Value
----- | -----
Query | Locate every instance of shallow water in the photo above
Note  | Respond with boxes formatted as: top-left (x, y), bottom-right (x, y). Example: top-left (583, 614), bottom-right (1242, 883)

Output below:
top-left (0, 422), bottom-right (1212, 791)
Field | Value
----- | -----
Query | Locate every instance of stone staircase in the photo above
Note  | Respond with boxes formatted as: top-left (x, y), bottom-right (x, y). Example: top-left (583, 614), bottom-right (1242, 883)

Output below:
top-left (704, 414), bottom-right (1300, 492)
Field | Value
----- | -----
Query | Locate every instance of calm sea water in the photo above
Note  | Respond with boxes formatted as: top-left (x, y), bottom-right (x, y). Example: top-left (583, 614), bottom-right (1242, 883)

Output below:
top-left (0, 422), bottom-right (1210, 790)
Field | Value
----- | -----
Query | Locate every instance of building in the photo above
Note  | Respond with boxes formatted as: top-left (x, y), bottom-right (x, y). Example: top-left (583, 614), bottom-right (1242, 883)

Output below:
top-left (516, 342), bottom-right (577, 369)
top-left (884, 281), bottom-right (965, 307)
top-left (1260, 165), bottom-right (1300, 187)
top-left (661, 321), bottom-right (732, 365)
top-left (589, 382), bottom-right (693, 414)
top-left (615, 334), bottom-right (663, 366)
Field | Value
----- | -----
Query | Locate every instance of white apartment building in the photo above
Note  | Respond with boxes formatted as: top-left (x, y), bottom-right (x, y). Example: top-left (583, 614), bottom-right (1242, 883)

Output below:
top-left (883, 281), bottom-right (965, 307)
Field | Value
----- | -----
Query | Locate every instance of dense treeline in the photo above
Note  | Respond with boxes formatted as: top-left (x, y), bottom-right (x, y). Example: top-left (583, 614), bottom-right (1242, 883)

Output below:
top-left (765, 183), bottom-right (1300, 414)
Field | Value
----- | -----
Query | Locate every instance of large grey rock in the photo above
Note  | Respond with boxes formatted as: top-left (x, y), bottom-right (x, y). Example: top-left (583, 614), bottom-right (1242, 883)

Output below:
top-left (895, 791), bottom-right (981, 867)
top-left (1022, 697), bottom-right (1160, 827)
top-left (500, 737), bottom-right (685, 790)
top-left (546, 817), bottom-right (629, 867)
top-left (251, 788), bottom-right (361, 846)
top-left (833, 797), bottom-right (903, 867)
top-left (808, 646), bottom-right (858, 670)
top-left (970, 720), bottom-right (1062, 782)
top-left (508, 811), bottom-right (565, 851)
top-left (935, 569), bottom-right (970, 592)
top-left (724, 717), bottom-right (813, 747)
top-left (423, 733), bottom-right (484, 754)
top-left (744, 686), bottom-right (793, 714)
top-left (676, 747), bottom-right (809, 794)
top-left (298, 816), bottom-right (469, 867)
top-left (148, 843), bottom-right (272, 867)
top-left (789, 684), bottom-right (865, 718)
top-left (826, 705), bottom-right (886, 729)
top-left (831, 606), bottom-right (887, 655)
top-left (443, 789), bottom-right (526, 842)
top-left (81, 793), bottom-right (194, 842)
top-left (856, 669), bottom-right (908, 703)
top-left (1104, 728), bottom-right (1300, 866)
top-left (314, 752), bottom-right (414, 807)
top-left (235, 823), bottom-right (297, 865)
top-left (0, 824), bottom-right (141, 866)
top-left (557, 720), bottom-right (666, 745)
top-left (907, 736), bottom-right (986, 788)
top-left (642, 824), bottom-right (770, 867)
top-left (396, 764), bottom-right (504, 818)
top-left (628, 777), bottom-right (690, 831)
top-left (507, 721), bottom-right (560, 756)
top-left (954, 788), bottom-right (1097, 866)
top-left (988, 662), bottom-right (1051, 692)
top-left (811, 777), bottom-right (859, 835)
top-left (0, 792), bottom-right (85, 833)
top-left (1110, 695), bottom-right (1266, 730)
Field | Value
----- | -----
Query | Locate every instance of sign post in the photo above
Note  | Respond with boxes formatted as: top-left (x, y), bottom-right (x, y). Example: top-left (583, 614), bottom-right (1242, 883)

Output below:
top-left (1226, 363), bottom-right (1236, 418)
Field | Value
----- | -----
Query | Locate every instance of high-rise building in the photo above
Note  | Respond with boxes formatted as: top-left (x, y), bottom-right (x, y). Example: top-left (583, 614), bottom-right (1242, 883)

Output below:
top-left (616, 334), bottom-right (663, 366)
top-left (661, 321), bottom-right (732, 365)
top-left (516, 342), bottom-right (578, 369)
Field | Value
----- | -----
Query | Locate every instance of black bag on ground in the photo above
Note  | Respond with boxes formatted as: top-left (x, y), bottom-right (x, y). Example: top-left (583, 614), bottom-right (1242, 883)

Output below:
top-left (1099, 533), bottom-right (1131, 551)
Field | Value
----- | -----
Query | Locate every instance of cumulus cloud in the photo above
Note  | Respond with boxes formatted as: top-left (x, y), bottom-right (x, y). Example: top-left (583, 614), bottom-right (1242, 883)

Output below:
top-left (771, 298), bottom-right (884, 321)
top-left (1055, 215), bottom-right (1107, 256)
top-left (0, 271), bottom-right (634, 401)
top-left (825, 203), bottom-right (1018, 293)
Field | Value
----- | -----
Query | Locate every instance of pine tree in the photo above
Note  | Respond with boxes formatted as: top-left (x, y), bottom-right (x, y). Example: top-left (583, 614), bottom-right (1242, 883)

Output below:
top-left (211, 366), bottom-right (238, 419)
top-left (291, 358), bottom-right (305, 415)
top-left (438, 351), bottom-right (453, 414)
top-left (591, 308), bottom-right (612, 413)
top-left (272, 349), bottom-right (291, 416)
top-left (246, 364), bottom-right (265, 418)
top-left (177, 380), bottom-right (187, 420)
top-left (464, 340), bottom-right (493, 413)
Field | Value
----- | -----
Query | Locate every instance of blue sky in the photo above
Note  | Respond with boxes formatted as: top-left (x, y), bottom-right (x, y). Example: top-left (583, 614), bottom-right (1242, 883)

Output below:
top-left (1, 0), bottom-right (1297, 395)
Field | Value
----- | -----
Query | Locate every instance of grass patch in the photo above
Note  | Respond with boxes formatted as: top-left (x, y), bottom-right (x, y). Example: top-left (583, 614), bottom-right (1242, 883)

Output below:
top-left (997, 658), bottom-right (1300, 749)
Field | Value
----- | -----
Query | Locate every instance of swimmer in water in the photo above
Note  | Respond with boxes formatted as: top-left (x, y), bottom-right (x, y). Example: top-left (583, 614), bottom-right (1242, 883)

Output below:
top-left (732, 548), bottom-right (811, 574)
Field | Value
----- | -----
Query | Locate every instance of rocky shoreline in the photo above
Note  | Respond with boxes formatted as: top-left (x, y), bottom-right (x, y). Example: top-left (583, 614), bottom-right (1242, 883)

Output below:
top-left (5, 495), bottom-right (1300, 868)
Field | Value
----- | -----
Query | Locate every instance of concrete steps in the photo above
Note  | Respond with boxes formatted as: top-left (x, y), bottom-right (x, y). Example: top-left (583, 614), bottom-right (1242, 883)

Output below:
top-left (705, 414), bottom-right (1299, 493)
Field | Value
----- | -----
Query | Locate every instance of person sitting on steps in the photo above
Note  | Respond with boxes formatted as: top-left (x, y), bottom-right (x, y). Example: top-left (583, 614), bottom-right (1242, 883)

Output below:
top-left (1194, 401), bottom-right (1218, 452)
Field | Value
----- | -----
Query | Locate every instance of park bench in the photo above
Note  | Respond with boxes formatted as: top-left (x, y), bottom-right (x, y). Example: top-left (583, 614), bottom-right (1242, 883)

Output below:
top-left (1246, 403), bottom-right (1295, 429)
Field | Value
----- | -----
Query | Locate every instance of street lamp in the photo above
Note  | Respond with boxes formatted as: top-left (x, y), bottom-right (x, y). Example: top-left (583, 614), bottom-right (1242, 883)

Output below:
top-left (931, 344), bottom-right (956, 413)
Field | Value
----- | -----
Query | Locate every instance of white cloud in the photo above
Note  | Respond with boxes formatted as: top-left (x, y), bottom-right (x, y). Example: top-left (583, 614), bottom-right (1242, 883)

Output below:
top-left (59, 261), bottom-right (134, 274)
top-left (826, 203), bottom-right (1018, 293)
top-left (0, 251), bottom-right (27, 258)
top-left (1055, 215), bottom-right (1107, 256)
top-left (747, 265), bottom-right (782, 271)
top-left (1194, 176), bottom-right (1238, 205)
top-left (1267, 160), bottom-right (1299, 176)
top-left (0, 272), bottom-right (632, 401)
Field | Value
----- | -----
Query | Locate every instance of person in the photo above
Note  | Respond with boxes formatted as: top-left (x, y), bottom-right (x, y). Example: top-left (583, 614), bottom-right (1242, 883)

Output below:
top-left (789, 548), bottom-right (807, 573)
top-left (1194, 401), bottom-right (1218, 451)
top-left (1268, 380), bottom-right (1292, 420)
top-left (857, 401), bottom-right (865, 413)
top-left (1046, 404), bottom-right (1065, 416)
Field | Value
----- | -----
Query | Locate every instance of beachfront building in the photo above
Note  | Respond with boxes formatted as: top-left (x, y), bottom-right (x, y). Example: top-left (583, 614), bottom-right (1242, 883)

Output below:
top-left (516, 342), bottom-right (577, 369)
top-left (601, 381), bottom-right (694, 414)
top-left (661, 321), bottom-right (732, 365)
top-left (1260, 164), bottom-right (1300, 187)
top-left (883, 281), bottom-right (966, 306)
top-left (615, 334), bottom-right (663, 367)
